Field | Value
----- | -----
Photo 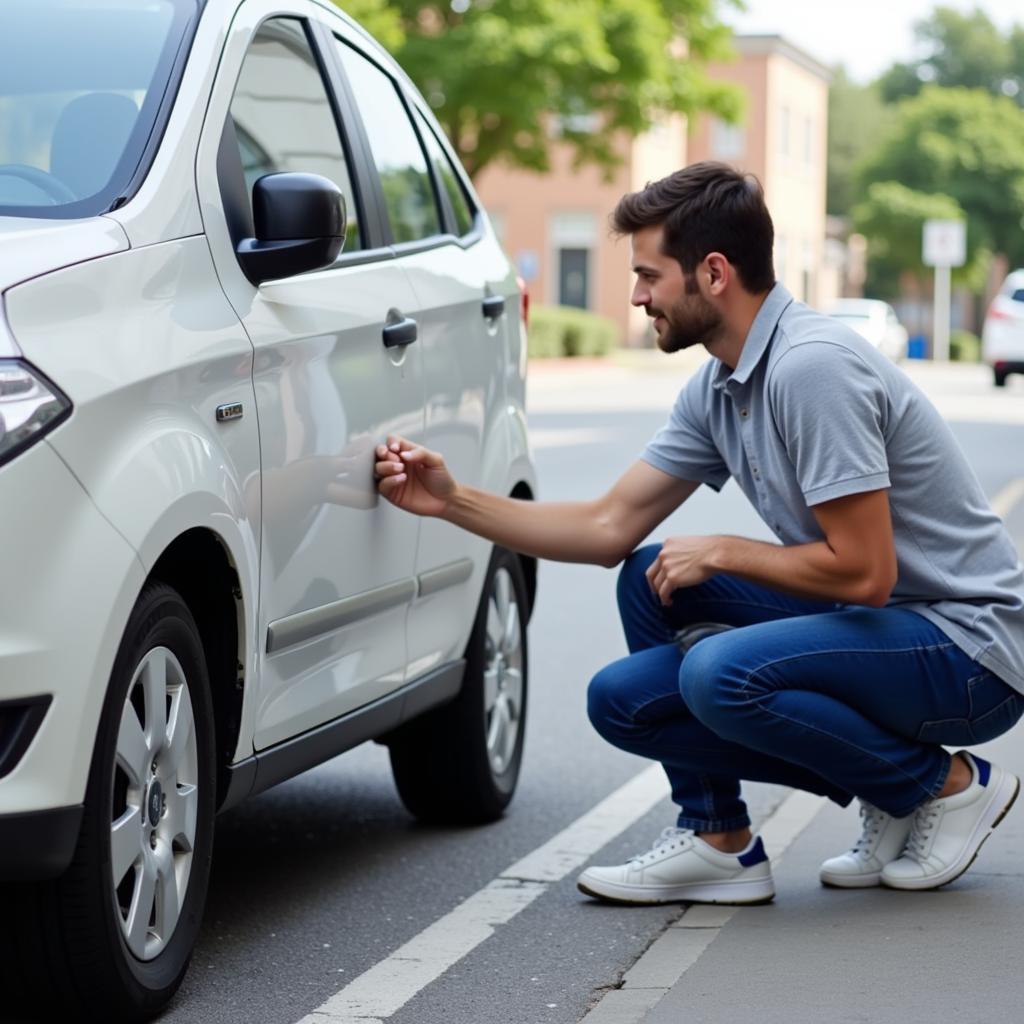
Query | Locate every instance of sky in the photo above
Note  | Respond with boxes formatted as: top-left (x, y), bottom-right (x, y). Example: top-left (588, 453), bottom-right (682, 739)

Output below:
top-left (725, 0), bottom-right (1023, 83)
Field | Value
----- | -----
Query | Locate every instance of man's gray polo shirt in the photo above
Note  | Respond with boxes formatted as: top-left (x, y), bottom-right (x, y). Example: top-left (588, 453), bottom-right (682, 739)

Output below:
top-left (643, 283), bottom-right (1024, 694)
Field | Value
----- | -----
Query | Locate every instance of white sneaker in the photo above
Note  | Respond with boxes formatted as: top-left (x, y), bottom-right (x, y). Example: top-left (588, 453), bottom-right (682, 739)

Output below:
top-left (576, 827), bottom-right (775, 905)
top-left (881, 752), bottom-right (1020, 891)
top-left (819, 801), bottom-right (913, 888)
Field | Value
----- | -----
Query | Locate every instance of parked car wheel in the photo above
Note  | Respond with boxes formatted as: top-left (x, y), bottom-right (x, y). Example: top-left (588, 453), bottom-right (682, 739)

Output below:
top-left (995, 368), bottom-right (1008, 387)
top-left (389, 547), bottom-right (529, 824)
top-left (1, 583), bottom-right (216, 1022)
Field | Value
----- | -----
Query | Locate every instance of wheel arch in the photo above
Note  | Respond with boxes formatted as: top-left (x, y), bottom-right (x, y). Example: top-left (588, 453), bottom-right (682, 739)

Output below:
top-left (509, 481), bottom-right (537, 622)
top-left (147, 528), bottom-right (246, 809)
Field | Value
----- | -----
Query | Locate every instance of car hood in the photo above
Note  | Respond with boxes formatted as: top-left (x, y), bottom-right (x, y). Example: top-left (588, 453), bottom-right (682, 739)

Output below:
top-left (0, 215), bottom-right (129, 296)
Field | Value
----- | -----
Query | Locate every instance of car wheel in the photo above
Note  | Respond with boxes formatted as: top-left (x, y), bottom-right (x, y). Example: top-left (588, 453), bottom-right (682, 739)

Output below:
top-left (994, 368), bottom-right (1008, 387)
top-left (389, 546), bottom-right (529, 824)
top-left (1, 583), bottom-right (216, 1022)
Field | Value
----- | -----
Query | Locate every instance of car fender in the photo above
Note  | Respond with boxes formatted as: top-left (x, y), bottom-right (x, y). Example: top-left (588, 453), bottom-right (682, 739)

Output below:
top-left (4, 240), bottom-right (262, 762)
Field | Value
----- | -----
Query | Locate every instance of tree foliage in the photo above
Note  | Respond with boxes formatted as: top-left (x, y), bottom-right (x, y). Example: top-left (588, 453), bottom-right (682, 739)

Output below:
top-left (878, 6), bottom-right (1024, 106)
top-left (857, 86), bottom-right (1024, 267)
top-left (826, 68), bottom-right (893, 216)
top-left (334, 0), bottom-right (742, 180)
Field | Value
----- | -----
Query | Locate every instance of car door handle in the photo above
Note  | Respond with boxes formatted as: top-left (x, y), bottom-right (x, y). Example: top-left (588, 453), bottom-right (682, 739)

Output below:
top-left (482, 295), bottom-right (505, 320)
top-left (382, 317), bottom-right (418, 348)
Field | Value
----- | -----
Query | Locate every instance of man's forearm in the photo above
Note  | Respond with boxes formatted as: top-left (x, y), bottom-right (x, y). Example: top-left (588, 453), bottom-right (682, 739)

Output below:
top-left (709, 535), bottom-right (892, 607)
top-left (442, 485), bottom-right (625, 567)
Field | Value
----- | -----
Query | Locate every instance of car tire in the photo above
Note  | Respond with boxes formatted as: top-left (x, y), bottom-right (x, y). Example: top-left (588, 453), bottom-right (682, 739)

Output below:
top-left (389, 546), bottom-right (529, 824)
top-left (994, 368), bottom-right (1008, 387)
top-left (0, 583), bottom-right (216, 1023)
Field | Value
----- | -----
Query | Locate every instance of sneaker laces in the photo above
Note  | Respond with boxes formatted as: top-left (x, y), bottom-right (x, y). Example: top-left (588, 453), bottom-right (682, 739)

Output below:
top-left (904, 801), bottom-right (941, 862)
top-left (630, 826), bottom-right (694, 865)
top-left (851, 802), bottom-right (886, 854)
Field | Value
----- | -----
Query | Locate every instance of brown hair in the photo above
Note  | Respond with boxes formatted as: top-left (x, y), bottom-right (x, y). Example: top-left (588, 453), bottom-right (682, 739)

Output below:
top-left (612, 162), bottom-right (775, 294)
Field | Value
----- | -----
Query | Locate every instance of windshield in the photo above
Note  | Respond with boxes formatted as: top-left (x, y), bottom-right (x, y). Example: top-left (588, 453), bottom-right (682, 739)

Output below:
top-left (0, 0), bottom-right (196, 219)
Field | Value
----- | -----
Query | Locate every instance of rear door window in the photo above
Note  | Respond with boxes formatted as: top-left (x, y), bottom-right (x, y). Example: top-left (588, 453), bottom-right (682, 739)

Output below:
top-left (413, 109), bottom-right (476, 238)
top-left (334, 42), bottom-right (441, 245)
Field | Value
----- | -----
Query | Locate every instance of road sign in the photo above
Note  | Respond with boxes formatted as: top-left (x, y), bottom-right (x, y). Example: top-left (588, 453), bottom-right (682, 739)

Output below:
top-left (923, 219), bottom-right (966, 268)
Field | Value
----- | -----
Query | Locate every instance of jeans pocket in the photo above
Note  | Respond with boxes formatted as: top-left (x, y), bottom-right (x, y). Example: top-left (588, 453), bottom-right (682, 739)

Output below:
top-left (969, 693), bottom-right (1024, 744)
top-left (917, 718), bottom-right (974, 745)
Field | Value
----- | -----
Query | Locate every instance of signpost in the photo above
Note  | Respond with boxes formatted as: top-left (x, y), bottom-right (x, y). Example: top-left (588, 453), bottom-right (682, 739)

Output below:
top-left (922, 219), bottom-right (966, 362)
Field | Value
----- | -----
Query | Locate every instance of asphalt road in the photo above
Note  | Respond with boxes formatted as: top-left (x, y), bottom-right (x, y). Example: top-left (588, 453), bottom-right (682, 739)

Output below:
top-left (124, 364), bottom-right (1024, 1024)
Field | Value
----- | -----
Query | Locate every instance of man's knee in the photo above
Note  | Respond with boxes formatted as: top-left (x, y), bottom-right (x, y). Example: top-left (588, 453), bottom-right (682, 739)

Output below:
top-left (586, 661), bottom-right (634, 740)
top-left (616, 544), bottom-right (661, 607)
top-left (678, 633), bottom-right (745, 731)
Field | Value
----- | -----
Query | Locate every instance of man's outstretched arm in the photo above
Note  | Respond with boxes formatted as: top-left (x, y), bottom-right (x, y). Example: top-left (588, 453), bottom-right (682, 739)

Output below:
top-left (375, 436), bottom-right (698, 568)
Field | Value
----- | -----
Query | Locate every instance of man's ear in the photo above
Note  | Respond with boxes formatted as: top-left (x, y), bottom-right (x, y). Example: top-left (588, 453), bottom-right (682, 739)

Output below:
top-left (704, 252), bottom-right (730, 296)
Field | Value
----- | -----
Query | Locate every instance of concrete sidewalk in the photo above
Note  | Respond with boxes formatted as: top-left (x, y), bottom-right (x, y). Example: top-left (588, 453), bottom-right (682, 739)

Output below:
top-left (611, 728), bottom-right (1024, 1024)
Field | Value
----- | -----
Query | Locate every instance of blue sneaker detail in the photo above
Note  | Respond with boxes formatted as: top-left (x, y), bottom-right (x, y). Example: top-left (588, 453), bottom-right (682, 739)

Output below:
top-left (737, 836), bottom-right (767, 867)
top-left (973, 754), bottom-right (992, 787)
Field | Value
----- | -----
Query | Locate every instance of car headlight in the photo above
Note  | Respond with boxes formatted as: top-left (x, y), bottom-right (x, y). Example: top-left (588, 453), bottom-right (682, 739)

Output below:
top-left (0, 360), bottom-right (72, 468)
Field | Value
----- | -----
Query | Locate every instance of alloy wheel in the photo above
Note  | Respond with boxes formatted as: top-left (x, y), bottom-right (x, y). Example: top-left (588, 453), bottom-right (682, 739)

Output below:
top-left (110, 647), bottom-right (199, 961)
top-left (482, 567), bottom-right (524, 776)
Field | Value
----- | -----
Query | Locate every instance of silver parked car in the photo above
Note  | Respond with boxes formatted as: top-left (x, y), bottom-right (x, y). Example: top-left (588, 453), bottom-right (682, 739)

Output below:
top-left (823, 298), bottom-right (909, 362)
top-left (0, 1), bottom-right (536, 1018)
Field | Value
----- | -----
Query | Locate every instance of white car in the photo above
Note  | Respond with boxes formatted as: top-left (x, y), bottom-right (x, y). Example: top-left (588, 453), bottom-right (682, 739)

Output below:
top-left (823, 298), bottom-right (909, 362)
top-left (982, 269), bottom-right (1024, 386)
top-left (0, 1), bottom-right (536, 1018)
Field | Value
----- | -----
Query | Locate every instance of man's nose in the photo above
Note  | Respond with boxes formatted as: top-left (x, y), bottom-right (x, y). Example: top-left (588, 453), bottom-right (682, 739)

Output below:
top-left (631, 283), bottom-right (648, 307)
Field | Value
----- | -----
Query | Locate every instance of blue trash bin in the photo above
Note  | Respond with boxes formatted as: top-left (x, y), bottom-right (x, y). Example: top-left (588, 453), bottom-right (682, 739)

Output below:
top-left (907, 335), bottom-right (927, 359)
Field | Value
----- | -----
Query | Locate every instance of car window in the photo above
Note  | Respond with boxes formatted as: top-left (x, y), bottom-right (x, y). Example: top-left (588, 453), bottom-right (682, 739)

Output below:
top-left (413, 108), bottom-right (476, 237)
top-left (334, 41), bottom-right (441, 244)
top-left (229, 18), bottom-right (361, 252)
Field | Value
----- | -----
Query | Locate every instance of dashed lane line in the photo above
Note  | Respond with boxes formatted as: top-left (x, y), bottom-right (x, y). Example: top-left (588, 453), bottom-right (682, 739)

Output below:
top-left (295, 765), bottom-right (672, 1024)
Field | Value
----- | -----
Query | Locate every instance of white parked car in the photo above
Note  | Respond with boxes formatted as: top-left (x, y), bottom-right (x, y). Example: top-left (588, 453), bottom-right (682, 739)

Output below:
top-left (823, 298), bottom-right (909, 362)
top-left (982, 269), bottom-right (1024, 386)
top-left (0, 1), bottom-right (536, 1018)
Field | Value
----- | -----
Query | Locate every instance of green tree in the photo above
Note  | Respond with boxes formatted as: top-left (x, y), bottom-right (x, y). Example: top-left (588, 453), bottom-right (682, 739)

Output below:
top-left (826, 67), bottom-right (893, 216)
top-left (335, 0), bottom-right (742, 180)
top-left (857, 86), bottom-right (1024, 275)
top-left (852, 182), bottom-right (968, 298)
top-left (878, 6), bottom-right (1024, 105)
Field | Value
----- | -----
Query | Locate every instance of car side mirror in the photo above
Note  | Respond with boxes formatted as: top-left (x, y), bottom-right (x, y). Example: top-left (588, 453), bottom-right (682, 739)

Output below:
top-left (236, 172), bottom-right (346, 285)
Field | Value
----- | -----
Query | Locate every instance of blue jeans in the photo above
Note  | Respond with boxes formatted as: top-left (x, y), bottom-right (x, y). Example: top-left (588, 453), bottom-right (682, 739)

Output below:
top-left (587, 544), bottom-right (1024, 831)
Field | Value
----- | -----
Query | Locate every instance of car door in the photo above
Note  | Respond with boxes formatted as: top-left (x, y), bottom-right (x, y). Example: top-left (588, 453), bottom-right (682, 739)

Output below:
top-left (196, 5), bottom-right (425, 749)
top-left (329, 35), bottom-right (515, 678)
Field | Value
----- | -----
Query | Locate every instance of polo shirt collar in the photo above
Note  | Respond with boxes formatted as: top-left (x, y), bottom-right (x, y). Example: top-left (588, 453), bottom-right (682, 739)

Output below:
top-left (712, 282), bottom-right (794, 390)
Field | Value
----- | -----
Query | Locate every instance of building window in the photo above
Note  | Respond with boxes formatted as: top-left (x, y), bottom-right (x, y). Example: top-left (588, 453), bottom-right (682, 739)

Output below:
top-left (711, 118), bottom-right (745, 160)
top-left (802, 239), bottom-right (815, 303)
top-left (558, 248), bottom-right (589, 309)
top-left (550, 211), bottom-right (596, 310)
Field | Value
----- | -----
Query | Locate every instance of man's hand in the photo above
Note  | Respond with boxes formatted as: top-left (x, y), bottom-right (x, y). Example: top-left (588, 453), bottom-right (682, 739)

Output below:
top-left (375, 435), bottom-right (456, 518)
top-left (645, 535), bottom-right (719, 605)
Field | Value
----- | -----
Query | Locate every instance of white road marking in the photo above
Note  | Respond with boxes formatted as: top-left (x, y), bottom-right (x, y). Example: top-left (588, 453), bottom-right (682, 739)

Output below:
top-left (992, 477), bottom-right (1024, 521)
top-left (295, 765), bottom-right (671, 1024)
top-left (578, 788), bottom-right (826, 1024)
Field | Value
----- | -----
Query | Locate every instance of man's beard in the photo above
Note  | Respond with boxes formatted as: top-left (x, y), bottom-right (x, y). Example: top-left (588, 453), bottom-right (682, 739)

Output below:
top-left (650, 273), bottom-right (724, 354)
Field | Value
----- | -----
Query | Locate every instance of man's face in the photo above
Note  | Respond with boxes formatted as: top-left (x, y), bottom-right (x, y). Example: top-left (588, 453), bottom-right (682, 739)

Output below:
top-left (629, 226), bottom-right (723, 353)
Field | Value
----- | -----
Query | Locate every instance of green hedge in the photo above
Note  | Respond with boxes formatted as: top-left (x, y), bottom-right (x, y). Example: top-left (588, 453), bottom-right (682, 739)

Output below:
top-left (528, 304), bottom-right (620, 358)
top-left (949, 329), bottom-right (981, 363)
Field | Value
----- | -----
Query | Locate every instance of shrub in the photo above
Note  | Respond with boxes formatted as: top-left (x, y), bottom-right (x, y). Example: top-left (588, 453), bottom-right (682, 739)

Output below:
top-left (949, 329), bottom-right (981, 363)
top-left (528, 305), bottom-right (620, 358)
